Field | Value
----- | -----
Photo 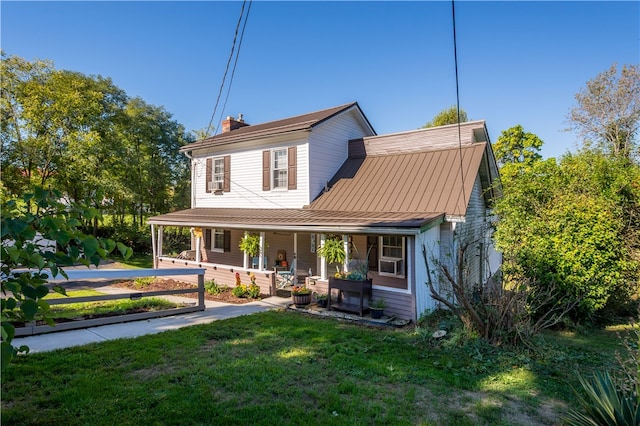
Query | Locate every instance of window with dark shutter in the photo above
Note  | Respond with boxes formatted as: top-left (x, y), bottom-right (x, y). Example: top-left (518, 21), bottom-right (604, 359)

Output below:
top-left (262, 150), bottom-right (270, 191)
top-left (205, 229), bottom-right (212, 248)
top-left (205, 158), bottom-right (213, 193)
top-left (223, 230), bottom-right (231, 252)
top-left (288, 146), bottom-right (297, 190)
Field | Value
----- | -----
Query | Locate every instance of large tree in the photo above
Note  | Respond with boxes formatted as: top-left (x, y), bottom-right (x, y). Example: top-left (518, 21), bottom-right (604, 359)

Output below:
top-left (493, 125), bottom-right (543, 166)
top-left (567, 63), bottom-right (640, 160)
top-left (423, 105), bottom-right (469, 128)
top-left (1, 53), bottom-right (191, 234)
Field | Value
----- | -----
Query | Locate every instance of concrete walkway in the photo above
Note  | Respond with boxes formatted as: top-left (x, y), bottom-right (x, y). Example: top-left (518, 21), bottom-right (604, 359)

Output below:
top-left (12, 294), bottom-right (292, 354)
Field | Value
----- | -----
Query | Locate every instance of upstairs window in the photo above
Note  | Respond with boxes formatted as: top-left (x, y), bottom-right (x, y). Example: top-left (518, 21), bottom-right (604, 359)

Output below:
top-left (263, 147), bottom-right (296, 191)
top-left (206, 156), bottom-right (230, 193)
top-left (272, 149), bottom-right (288, 189)
top-left (213, 158), bottom-right (224, 190)
top-left (379, 235), bottom-right (405, 278)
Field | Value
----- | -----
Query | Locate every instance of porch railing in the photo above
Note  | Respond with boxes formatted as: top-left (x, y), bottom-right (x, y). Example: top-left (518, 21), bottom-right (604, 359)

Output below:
top-left (13, 267), bottom-right (206, 337)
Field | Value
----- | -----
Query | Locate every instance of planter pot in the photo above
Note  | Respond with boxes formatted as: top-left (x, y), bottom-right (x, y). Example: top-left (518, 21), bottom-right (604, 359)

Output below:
top-left (316, 299), bottom-right (328, 308)
top-left (292, 293), bottom-right (311, 307)
top-left (370, 308), bottom-right (384, 319)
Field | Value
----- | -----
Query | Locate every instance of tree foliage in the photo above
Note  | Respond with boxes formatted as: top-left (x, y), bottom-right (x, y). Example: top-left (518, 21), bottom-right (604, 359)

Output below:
top-left (423, 105), bottom-right (469, 128)
top-left (1, 188), bottom-right (132, 370)
top-left (567, 63), bottom-right (640, 160)
top-left (0, 52), bottom-right (192, 236)
top-left (492, 124), bottom-right (543, 178)
top-left (494, 152), bottom-right (640, 321)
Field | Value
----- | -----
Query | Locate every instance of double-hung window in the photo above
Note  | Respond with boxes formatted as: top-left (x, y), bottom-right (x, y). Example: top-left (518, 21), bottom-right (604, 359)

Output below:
top-left (379, 236), bottom-right (405, 277)
top-left (212, 158), bottom-right (224, 191)
top-left (272, 149), bottom-right (288, 189)
top-left (211, 229), bottom-right (226, 253)
top-left (206, 156), bottom-right (229, 193)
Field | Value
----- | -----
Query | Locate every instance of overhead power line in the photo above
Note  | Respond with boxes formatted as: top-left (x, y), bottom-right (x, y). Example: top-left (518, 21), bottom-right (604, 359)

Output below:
top-left (451, 0), bottom-right (467, 213)
top-left (205, 0), bottom-right (252, 137)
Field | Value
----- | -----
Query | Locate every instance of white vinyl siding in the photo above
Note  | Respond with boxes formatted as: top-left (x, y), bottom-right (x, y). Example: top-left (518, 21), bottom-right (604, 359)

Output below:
top-left (192, 138), bottom-right (309, 209)
top-left (307, 110), bottom-right (376, 201)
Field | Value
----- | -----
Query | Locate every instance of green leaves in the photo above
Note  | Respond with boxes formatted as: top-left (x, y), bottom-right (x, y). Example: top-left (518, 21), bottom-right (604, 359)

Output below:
top-left (0, 187), bottom-right (133, 370)
top-left (495, 151), bottom-right (640, 321)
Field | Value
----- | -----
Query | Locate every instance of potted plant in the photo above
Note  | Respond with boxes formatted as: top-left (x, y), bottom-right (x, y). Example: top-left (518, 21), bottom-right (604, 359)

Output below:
top-left (315, 292), bottom-right (328, 308)
top-left (239, 233), bottom-right (267, 268)
top-left (316, 236), bottom-right (346, 276)
top-left (239, 233), bottom-right (261, 257)
top-left (370, 298), bottom-right (386, 319)
top-left (291, 285), bottom-right (312, 307)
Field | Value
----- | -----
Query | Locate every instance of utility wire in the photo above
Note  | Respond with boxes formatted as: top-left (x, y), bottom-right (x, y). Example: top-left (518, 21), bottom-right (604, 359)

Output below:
top-left (451, 0), bottom-right (467, 214)
top-left (217, 0), bottom-right (252, 135)
top-left (205, 1), bottom-right (249, 137)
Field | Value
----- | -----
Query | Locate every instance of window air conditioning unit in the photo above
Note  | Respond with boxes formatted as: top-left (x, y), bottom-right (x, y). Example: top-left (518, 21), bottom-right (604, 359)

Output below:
top-left (208, 181), bottom-right (224, 191)
top-left (379, 259), bottom-right (403, 276)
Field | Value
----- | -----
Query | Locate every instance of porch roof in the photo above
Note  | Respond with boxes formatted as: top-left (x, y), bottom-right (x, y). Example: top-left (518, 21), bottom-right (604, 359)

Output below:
top-left (147, 208), bottom-right (444, 235)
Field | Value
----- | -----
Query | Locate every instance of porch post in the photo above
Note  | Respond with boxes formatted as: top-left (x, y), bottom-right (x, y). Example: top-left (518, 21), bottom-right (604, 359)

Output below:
top-left (195, 228), bottom-right (202, 263)
top-left (343, 234), bottom-right (350, 272)
top-left (157, 226), bottom-right (164, 257)
top-left (242, 231), bottom-right (249, 269)
top-left (259, 232), bottom-right (265, 270)
top-left (320, 234), bottom-right (326, 280)
top-left (151, 224), bottom-right (157, 268)
top-left (293, 232), bottom-right (298, 283)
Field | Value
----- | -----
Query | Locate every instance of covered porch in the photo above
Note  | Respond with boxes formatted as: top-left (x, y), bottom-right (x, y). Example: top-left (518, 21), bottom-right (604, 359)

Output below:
top-left (147, 208), bottom-right (443, 322)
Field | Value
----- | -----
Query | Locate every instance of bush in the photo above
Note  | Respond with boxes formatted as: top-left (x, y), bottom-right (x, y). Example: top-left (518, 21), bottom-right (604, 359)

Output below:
top-left (204, 279), bottom-right (226, 295)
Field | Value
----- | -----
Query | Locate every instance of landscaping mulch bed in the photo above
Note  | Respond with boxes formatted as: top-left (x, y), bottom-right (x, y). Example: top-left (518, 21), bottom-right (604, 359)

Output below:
top-left (112, 278), bottom-right (269, 305)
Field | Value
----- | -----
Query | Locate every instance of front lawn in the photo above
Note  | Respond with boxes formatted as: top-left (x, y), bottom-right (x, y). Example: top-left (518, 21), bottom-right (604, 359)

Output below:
top-left (1, 310), bottom-right (632, 425)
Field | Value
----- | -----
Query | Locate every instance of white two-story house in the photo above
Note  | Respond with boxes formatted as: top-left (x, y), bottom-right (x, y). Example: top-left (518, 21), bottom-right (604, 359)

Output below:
top-left (148, 102), bottom-right (501, 322)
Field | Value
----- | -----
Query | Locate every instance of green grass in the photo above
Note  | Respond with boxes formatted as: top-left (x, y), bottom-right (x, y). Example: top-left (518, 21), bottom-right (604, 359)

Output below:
top-left (40, 290), bottom-right (182, 321)
top-left (1, 311), bottom-right (632, 425)
top-left (108, 253), bottom-right (153, 269)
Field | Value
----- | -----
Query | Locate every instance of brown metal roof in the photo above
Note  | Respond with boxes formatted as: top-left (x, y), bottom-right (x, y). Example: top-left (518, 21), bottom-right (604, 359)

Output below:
top-left (148, 208), bottom-right (442, 233)
top-left (309, 143), bottom-right (487, 216)
top-left (181, 102), bottom-right (374, 153)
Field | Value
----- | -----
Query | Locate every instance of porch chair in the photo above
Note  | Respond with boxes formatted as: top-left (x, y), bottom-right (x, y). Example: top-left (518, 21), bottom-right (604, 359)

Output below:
top-left (277, 259), bottom-right (296, 288)
top-left (251, 256), bottom-right (267, 270)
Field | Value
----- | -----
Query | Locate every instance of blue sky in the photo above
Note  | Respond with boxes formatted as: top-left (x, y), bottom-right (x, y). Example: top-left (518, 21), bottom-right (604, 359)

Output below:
top-left (2, 1), bottom-right (638, 159)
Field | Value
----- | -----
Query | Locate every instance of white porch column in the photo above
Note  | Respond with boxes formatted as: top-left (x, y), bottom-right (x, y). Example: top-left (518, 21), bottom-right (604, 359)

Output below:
top-left (343, 234), bottom-right (350, 272)
top-left (320, 234), bottom-right (327, 280)
top-left (259, 232), bottom-right (265, 270)
top-left (195, 228), bottom-right (202, 263)
top-left (293, 232), bottom-right (298, 283)
top-left (151, 224), bottom-right (157, 268)
top-left (157, 226), bottom-right (164, 257)
top-left (242, 231), bottom-right (249, 269)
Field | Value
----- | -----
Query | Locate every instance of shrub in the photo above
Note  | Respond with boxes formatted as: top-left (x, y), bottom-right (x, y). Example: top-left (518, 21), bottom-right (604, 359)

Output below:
top-left (204, 279), bottom-right (225, 295)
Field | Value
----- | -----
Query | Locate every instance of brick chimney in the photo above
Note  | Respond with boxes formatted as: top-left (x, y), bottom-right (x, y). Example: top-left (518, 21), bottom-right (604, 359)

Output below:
top-left (222, 114), bottom-right (250, 132)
